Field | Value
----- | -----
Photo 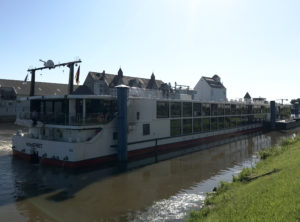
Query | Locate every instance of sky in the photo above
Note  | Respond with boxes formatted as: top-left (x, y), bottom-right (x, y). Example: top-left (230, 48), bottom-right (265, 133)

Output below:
top-left (0, 0), bottom-right (300, 102)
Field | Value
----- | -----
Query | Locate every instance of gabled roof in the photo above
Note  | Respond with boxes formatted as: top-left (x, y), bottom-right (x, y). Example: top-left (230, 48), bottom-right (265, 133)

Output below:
top-left (244, 92), bottom-right (251, 99)
top-left (86, 71), bottom-right (164, 89)
top-left (202, 76), bottom-right (225, 89)
top-left (72, 85), bottom-right (94, 95)
top-left (0, 79), bottom-right (75, 96)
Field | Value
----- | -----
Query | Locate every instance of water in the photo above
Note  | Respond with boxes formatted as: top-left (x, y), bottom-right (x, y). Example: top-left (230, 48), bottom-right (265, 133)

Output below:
top-left (0, 123), bottom-right (298, 221)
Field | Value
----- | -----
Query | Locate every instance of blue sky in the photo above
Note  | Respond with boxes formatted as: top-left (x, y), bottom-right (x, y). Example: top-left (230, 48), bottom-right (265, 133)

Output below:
top-left (0, 0), bottom-right (299, 102)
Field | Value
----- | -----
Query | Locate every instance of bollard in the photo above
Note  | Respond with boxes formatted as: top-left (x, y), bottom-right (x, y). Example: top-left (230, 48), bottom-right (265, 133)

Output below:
top-left (295, 102), bottom-right (299, 118)
top-left (270, 101), bottom-right (276, 129)
top-left (116, 85), bottom-right (129, 162)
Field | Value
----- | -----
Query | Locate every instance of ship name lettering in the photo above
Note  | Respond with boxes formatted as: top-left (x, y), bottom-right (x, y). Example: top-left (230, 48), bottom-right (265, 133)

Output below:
top-left (26, 143), bottom-right (43, 149)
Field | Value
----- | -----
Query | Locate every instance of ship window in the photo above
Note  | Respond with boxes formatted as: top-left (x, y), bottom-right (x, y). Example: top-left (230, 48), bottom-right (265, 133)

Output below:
top-left (218, 117), bottom-right (224, 129)
top-left (230, 117), bottom-right (237, 128)
top-left (241, 116), bottom-right (248, 125)
top-left (211, 104), bottom-right (218, 116)
top-left (137, 112), bottom-right (140, 120)
top-left (224, 104), bottom-right (231, 115)
top-left (231, 104), bottom-right (236, 115)
top-left (193, 103), bottom-right (201, 117)
top-left (170, 119), bottom-right (181, 136)
top-left (253, 105), bottom-right (261, 114)
top-left (85, 99), bottom-right (117, 124)
top-left (236, 117), bottom-right (241, 126)
top-left (236, 105), bottom-right (242, 115)
top-left (143, 124), bottom-right (150, 136)
top-left (193, 118), bottom-right (202, 133)
top-left (241, 105), bottom-right (248, 114)
top-left (183, 102), bottom-right (192, 117)
top-left (183, 119), bottom-right (192, 135)
top-left (202, 118), bottom-right (210, 132)
top-left (248, 116), bottom-right (253, 124)
top-left (113, 132), bottom-right (118, 140)
top-left (218, 104), bottom-right (224, 116)
top-left (225, 117), bottom-right (230, 129)
top-left (211, 118), bottom-right (218, 130)
top-left (247, 105), bottom-right (253, 114)
top-left (202, 103), bottom-right (210, 116)
top-left (157, 101), bottom-right (169, 118)
top-left (54, 101), bottom-right (63, 113)
top-left (170, 102), bottom-right (181, 118)
top-left (45, 101), bottom-right (53, 113)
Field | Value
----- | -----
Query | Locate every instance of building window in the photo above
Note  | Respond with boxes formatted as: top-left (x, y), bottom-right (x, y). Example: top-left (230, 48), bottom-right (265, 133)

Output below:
top-left (170, 102), bottom-right (181, 117)
top-left (137, 112), bottom-right (140, 120)
top-left (143, 124), bottom-right (150, 136)
top-left (157, 101), bottom-right (169, 118)
top-left (170, 119), bottom-right (181, 136)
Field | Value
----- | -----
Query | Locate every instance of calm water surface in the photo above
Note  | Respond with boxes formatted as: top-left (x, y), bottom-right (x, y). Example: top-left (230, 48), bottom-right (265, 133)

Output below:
top-left (0, 123), bottom-right (298, 221)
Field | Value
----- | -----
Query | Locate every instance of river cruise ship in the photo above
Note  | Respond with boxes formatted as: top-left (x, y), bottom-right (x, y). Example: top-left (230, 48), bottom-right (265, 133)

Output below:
top-left (11, 65), bottom-right (291, 167)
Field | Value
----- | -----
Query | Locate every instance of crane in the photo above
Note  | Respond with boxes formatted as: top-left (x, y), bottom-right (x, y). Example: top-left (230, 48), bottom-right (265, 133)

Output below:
top-left (276, 99), bottom-right (288, 105)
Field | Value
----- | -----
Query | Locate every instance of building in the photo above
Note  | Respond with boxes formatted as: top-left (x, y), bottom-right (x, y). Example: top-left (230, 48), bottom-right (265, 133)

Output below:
top-left (253, 97), bottom-right (267, 104)
top-left (78, 68), bottom-right (164, 95)
top-left (244, 92), bottom-right (251, 103)
top-left (193, 75), bottom-right (227, 102)
top-left (0, 79), bottom-right (71, 121)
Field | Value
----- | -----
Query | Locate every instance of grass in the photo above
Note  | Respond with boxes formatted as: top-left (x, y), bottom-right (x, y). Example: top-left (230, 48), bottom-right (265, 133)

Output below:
top-left (188, 134), bottom-right (300, 222)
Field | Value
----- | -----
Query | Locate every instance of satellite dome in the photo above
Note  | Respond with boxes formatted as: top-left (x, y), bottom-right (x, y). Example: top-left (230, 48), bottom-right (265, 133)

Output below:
top-left (45, 60), bottom-right (55, 68)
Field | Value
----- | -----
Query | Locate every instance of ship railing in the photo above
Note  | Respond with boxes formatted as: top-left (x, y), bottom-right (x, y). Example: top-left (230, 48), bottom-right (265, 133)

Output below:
top-left (17, 112), bottom-right (115, 126)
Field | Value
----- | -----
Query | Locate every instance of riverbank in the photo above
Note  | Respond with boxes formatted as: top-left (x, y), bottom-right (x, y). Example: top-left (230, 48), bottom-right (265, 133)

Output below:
top-left (188, 134), bottom-right (300, 222)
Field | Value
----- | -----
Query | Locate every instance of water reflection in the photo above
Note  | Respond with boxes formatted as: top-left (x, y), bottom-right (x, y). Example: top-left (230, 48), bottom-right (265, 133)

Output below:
top-left (0, 124), bottom-right (298, 221)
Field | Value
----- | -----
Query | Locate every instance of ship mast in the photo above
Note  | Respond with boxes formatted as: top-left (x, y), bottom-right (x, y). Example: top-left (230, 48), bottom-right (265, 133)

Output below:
top-left (27, 59), bottom-right (82, 96)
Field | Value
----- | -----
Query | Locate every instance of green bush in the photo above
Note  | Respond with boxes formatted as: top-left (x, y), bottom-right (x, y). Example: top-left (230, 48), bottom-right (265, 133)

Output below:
top-left (280, 138), bottom-right (296, 146)
top-left (232, 167), bottom-right (253, 182)
top-left (259, 146), bottom-right (283, 160)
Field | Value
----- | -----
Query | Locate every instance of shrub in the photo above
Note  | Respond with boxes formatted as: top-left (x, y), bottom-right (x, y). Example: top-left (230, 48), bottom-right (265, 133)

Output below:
top-left (259, 146), bottom-right (282, 160)
top-left (233, 167), bottom-right (252, 182)
top-left (280, 138), bottom-right (296, 147)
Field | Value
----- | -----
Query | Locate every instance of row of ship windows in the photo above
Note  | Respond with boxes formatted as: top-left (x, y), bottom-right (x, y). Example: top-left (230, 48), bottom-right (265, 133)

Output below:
top-left (170, 116), bottom-right (266, 136)
top-left (157, 101), bottom-right (270, 118)
top-left (114, 115), bottom-right (267, 140)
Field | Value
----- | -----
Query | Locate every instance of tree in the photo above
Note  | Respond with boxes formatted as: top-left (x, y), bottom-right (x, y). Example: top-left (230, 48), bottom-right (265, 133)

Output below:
top-left (291, 98), bottom-right (300, 105)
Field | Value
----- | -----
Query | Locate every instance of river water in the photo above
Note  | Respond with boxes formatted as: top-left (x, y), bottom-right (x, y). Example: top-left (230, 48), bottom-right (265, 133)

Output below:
top-left (0, 123), bottom-right (298, 221)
